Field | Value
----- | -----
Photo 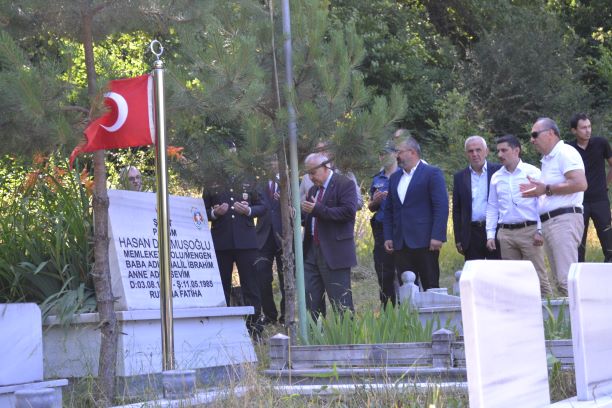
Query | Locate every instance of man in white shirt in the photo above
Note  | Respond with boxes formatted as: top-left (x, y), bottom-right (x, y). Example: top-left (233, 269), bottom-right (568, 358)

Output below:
top-left (486, 134), bottom-right (552, 297)
top-left (521, 117), bottom-right (587, 296)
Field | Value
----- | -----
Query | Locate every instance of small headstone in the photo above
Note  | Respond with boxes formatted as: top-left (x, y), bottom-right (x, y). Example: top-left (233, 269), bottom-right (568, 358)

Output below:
top-left (398, 271), bottom-right (419, 306)
top-left (0, 303), bottom-right (43, 386)
top-left (453, 270), bottom-right (462, 296)
top-left (568, 263), bottom-right (612, 400)
top-left (460, 260), bottom-right (550, 408)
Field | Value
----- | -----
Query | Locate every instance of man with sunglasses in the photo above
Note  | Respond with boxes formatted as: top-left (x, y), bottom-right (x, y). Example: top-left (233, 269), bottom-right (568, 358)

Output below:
top-left (521, 117), bottom-right (587, 296)
top-left (301, 153), bottom-right (357, 318)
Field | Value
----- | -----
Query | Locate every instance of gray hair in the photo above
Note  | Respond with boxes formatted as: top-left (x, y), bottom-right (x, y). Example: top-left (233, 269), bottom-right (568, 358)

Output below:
top-left (535, 117), bottom-right (560, 137)
top-left (304, 152), bottom-right (330, 166)
top-left (464, 135), bottom-right (488, 151)
top-left (398, 136), bottom-right (421, 157)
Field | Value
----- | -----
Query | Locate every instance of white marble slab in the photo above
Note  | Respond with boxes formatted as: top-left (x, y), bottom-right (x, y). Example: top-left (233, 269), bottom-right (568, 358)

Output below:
top-left (568, 263), bottom-right (612, 401)
top-left (0, 303), bottom-right (43, 386)
top-left (460, 260), bottom-right (550, 408)
top-left (43, 308), bottom-right (256, 378)
top-left (107, 190), bottom-right (225, 310)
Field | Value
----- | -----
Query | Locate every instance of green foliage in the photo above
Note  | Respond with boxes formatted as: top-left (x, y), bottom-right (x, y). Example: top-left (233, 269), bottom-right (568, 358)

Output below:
top-left (303, 302), bottom-right (453, 346)
top-left (425, 89), bottom-right (484, 186)
top-left (171, 0), bottom-right (406, 188)
top-left (0, 154), bottom-right (95, 319)
top-left (543, 299), bottom-right (572, 340)
top-left (460, 5), bottom-right (589, 136)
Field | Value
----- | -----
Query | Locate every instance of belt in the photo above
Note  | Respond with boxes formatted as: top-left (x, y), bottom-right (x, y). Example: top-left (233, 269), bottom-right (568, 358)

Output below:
top-left (540, 206), bottom-right (583, 222)
top-left (499, 221), bottom-right (537, 230)
top-left (471, 221), bottom-right (486, 227)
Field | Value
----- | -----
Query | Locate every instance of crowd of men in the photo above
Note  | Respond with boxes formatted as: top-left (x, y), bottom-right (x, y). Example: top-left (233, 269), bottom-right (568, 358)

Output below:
top-left (200, 113), bottom-right (610, 336)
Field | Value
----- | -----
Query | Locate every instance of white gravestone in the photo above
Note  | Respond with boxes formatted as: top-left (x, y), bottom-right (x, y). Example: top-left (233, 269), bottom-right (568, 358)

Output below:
top-left (460, 260), bottom-right (550, 408)
top-left (0, 303), bottom-right (43, 386)
top-left (568, 263), bottom-right (612, 401)
top-left (108, 190), bottom-right (225, 310)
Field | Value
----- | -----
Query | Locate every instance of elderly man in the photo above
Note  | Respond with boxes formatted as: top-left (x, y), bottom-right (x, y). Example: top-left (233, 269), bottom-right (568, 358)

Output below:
top-left (383, 136), bottom-right (449, 291)
top-left (486, 134), bottom-right (552, 297)
top-left (453, 136), bottom-right (502, 260)
top-left (301, 152), bottom-right (357, 317)
top-left (521, 117), bottom-right (587, 295)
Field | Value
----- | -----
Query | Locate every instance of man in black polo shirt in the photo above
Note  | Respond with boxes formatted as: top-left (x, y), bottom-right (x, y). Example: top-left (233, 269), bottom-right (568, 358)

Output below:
top-left (568, 113), bottom-right (612, 262)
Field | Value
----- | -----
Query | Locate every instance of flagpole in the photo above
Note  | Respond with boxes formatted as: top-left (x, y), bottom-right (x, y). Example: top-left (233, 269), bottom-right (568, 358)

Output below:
top-left (281, 0), bottom-right (308, 342)
top-left (151, 40), bottom-right (175, 371)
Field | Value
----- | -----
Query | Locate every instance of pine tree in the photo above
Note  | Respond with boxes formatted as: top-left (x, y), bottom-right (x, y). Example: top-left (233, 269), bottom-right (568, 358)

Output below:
top-left (169, 0), bottom-right (406, 334)
top-left (0, 1), bottom-right (178, 403)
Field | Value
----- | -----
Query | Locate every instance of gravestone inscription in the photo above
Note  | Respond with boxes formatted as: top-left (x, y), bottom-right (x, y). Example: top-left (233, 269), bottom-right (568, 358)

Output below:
top-left (108, 190), bottom-right (225, 310)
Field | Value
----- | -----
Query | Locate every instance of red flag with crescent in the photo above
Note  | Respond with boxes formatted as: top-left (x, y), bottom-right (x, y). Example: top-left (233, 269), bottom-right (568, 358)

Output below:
top-left (69, 74), bottom-right (155, 167)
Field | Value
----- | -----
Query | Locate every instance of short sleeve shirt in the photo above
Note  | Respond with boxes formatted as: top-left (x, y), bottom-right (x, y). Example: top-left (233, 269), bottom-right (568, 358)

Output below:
top-left (567, 136), bottom-right (612, 203)
top-left (539, 141), bottom-right (585, 213)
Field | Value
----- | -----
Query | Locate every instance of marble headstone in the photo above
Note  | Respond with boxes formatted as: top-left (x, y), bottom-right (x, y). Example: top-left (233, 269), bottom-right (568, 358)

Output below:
top-left (568, 263), bottom-right (612, 401)
top-left (0, 303), bottom-right (43, 386)
top-left (460, 260), bottom-right (550, 408)
top-left (107, 190), bottom-right (225, 310)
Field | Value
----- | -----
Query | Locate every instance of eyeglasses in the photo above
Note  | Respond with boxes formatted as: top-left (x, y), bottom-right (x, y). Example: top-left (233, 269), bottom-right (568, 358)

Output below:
top-left (306, 164), bottom-right (326, 176)
top-left (530, 128), bottom-right (550, 139)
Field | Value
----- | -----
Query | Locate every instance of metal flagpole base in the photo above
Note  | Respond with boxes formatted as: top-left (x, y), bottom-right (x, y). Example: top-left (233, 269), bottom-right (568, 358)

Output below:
top-left (162, 369), bottom-right (196, 400)
top-left (14, 388), bottom-right (55, 408)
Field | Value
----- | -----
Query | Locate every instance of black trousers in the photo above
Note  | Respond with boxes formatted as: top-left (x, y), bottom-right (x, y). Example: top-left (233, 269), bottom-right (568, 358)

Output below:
top-left (256, 232), bottom-right (285, 322)
top-left (304, 245), bottom-right (354, 319)
top-left (464, 223), bottom-right (501, 261)
top-left (579, 200), bottom-right (612, 262)
top-left (216, 248), bottom-right (262, 326)
top-left (371, 219), bottom-right (397, 306)
top-left (394, 246), bottom-right (440, 291)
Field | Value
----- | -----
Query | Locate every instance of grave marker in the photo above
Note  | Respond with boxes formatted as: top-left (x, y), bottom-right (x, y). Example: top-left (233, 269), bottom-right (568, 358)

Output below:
top-left (568, 263), bottom-right (612, 401)
top-left (107, 190), bottom-right (225, 310)
top-left (460, 260), bottom-right (550, 408)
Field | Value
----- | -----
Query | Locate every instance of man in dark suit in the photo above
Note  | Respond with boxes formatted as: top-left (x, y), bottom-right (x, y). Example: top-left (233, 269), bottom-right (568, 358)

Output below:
top-left (301, 152), bottom-right (357, 318)
top-left (255, 158), bottom-right (285, 325)
top-left (203, 175), bottom-right (266, 335)
top-left (452, 136), bottom-right (502, 260)
top-left (383, 136), bottom-right (448, 290)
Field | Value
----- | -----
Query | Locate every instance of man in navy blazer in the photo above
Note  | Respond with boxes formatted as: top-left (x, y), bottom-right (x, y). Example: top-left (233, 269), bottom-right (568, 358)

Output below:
top-left (383, 136), bottom-right (449, 290)
top-left (302, 152), bottom-right (357, 317)
top-left (452, 136), bottom-right (502, 260)
top-left (255, 158), bottom-right (285, 325)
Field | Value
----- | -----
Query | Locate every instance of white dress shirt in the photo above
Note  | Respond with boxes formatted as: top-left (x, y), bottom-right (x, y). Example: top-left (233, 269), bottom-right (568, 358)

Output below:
top-left (397, 161), bottom-right (420, 204)
top-left (470, 161), bottom-right (489, 222)
top-left (486, 160), bottom-right (542, 239)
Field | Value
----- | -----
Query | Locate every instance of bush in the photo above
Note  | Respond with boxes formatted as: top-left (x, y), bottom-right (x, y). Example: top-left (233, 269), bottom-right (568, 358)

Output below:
top-left (0, 154), bottom-right (95, 319)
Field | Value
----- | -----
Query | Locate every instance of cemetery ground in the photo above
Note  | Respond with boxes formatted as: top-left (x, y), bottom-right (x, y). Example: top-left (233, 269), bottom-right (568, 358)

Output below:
top-left (8, 207), bottom-right (604, 407)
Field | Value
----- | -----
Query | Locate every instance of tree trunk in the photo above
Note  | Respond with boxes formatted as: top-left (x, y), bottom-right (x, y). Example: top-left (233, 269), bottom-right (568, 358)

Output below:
top-left (278, 150), bottom-right (297, 342)
top-left (82, 12), bottom-right (118, 406)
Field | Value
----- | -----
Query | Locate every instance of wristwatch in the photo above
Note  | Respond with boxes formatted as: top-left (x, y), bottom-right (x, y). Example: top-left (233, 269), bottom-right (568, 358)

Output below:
top-left (545, 185), bottom-right (553, 196)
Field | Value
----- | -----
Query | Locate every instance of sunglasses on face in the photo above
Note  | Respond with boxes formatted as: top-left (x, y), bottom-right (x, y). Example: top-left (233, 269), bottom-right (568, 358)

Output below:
top-left (530, 128), bottom-right (550, 139)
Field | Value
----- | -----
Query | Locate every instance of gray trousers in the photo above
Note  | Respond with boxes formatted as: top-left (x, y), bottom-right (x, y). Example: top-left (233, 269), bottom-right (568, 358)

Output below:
top-left (304, 245), bottom-right (354, 319)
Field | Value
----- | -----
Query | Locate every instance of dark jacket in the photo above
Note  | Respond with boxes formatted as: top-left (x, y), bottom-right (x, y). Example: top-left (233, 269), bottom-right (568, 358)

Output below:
top-left (204, 181), bottom-right (266, 251)
top-left (383, 162), bottom-right (449, 249)
top-left (302, 172), bottom-right (357, 270)
top-left (452, 162), bottom-right (501, 250)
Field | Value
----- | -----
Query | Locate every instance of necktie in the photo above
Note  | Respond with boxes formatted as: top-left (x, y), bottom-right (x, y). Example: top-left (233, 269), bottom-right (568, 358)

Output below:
top-left (269, 180), bottom-right (275, 198)
top-left (313, 186), bottom-right (324, 245)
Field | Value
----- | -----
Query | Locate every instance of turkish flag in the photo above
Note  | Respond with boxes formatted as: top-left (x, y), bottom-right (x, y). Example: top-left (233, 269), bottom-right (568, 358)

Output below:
top-left (69, 74), bottom-right (155, 166)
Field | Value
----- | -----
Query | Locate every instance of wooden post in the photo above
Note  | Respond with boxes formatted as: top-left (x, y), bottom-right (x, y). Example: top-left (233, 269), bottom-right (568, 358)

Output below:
top-left (269, 333), bottom-right (290, 369)
top-left (432, 328), bottom-right (455, 368)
